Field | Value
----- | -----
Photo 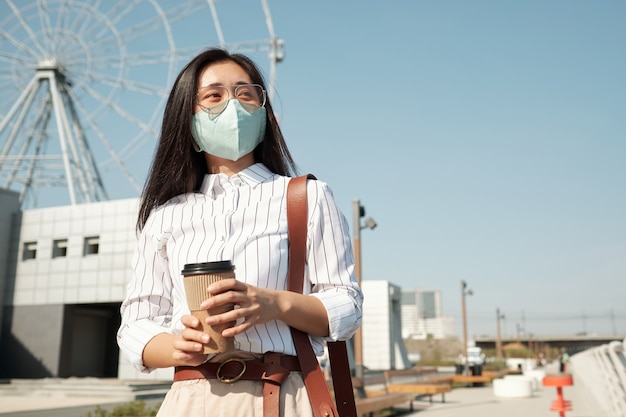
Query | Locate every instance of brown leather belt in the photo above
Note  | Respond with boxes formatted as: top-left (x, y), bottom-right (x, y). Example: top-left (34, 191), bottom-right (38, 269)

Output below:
top-left (174, 352), bottom-right (301, 417)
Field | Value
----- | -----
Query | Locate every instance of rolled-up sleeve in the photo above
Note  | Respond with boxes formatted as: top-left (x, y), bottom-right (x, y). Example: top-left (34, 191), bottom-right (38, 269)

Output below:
top-left (305, 180), bottom-right (363, 341)
top-left (117, 217), bottom-right (176, 373)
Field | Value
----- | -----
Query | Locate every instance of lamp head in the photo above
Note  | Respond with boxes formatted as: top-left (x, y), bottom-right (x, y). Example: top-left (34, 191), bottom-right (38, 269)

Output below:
top-left (364, 217), bottom-right (377, 230)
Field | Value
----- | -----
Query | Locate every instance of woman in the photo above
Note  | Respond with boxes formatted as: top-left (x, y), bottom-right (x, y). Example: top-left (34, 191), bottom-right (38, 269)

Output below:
top-left (117, 48), bottom-right (362, 417)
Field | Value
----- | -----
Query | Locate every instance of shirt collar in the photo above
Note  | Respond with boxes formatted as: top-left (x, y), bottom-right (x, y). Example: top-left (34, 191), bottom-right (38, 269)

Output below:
top-left (199, 163), bottom-right (274, 198)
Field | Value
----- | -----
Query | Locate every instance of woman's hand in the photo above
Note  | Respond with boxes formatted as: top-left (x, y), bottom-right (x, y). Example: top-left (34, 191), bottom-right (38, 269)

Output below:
top-left (199, 278), bottom-right (329, 338)
top-left (200, 278), bottom-right (281, 337)
top-left (169, 314), bottom-right (211, 366)
top-left (141, 316), bottom-right (209, 369)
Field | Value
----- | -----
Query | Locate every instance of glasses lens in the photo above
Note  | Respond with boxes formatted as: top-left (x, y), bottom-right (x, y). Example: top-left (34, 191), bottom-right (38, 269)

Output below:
top-left (234, 84), bottom-right (266, 107)
top-left (197, 85), bottom-right (228, 116)
top-left (196, 84), bottom-right (266, 118)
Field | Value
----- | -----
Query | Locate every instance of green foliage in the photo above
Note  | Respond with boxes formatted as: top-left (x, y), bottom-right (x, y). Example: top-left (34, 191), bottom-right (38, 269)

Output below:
top-left (483, 360), bottom-right (507, 371)
top-left (82, 405), bottom-right (107, 417)
top-left (404, 336), bottom-right (463, 366)
top-left (82, 401), bottom-right (161, 417)
top-left (504, 347), bottom-right (533, 358)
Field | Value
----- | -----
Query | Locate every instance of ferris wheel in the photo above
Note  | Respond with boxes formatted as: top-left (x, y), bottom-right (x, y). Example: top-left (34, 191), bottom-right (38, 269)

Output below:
top-left (0, 0), bottom-right (284, 209)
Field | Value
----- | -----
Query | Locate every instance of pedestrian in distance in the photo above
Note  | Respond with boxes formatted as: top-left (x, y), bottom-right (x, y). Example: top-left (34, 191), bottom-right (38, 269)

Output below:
top-left (560, 350), bottom-right (570, 372)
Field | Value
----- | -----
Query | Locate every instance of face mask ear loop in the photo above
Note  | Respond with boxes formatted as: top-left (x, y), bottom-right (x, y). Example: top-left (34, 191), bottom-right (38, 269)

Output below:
top-left (193, 94), bottom-right (208, 153)
top-left (191, 109), bottom-right (204, 153)
top-left (192, 139), bottom-right (202, 153)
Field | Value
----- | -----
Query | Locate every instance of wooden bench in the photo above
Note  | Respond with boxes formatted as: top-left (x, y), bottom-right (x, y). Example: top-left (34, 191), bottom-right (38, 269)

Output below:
top-left (452, 369), bottom-right (508, 386)
top-left (328, 374), bottom-right (415, 417)
top-left (384, 367), bottom-right (453, 403)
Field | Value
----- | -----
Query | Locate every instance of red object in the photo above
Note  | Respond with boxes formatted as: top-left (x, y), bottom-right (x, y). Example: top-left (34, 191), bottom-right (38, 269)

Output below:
top-left (543, 374), bottom-right (574, 417)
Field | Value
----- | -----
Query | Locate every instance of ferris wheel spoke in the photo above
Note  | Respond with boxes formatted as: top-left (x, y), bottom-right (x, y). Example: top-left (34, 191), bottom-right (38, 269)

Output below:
top-left (207, 0), bottom-right (225, 47)
top-left (5, 0), bottom-right (47, 57)
top-left (159, 1), bottom-right (208, 27)
top-left (103, 1), bottom-right (143, 28)
top-left (116, 133), bottom-right (152, 163)
top-left (71, 77), bottom-right (157, 138)
top-left (0, 50), bottom-right (37, 69)
top-left (0, 29), bottom-right (40, 61)
top-left (75, 67), bottom-right (167, 97)
top-left (69, 2), bottom-right (170, 54)
top-left (69, 4), bottom-right (99, 41)
top-left (222, 40), bottom-right (271, 54)
top-left (54, 1), bottom-right (82, 51)
top-left (36, 0), bottom-right (56, 52)
top-left (65, 88), bottom-right (141, 193)
top-left (50, 3), bottom-right (125, 58)
top-left (76, 23), bottom-right (123, 61)
top-left (64, 2), bottom-right (94, 41)
top-left (75, 49), bottom-right (178, 69)
top-left (52, 1), bottom-right (68, 33)
top-left (115, 17), bottom-right (171, 48)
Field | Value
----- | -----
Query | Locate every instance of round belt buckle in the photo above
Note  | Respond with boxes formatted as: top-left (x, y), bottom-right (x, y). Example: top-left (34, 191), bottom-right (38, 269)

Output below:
top-left (216, 358), bottom-right (247, 384)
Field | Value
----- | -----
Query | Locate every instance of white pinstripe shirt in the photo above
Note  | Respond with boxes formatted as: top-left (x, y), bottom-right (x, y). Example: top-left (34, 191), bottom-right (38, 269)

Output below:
top-left (117, 163), bottom-right (363, 372)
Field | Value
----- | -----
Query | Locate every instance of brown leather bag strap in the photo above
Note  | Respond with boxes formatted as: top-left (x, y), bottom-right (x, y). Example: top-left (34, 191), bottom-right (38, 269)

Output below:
top-left (286, 174), bottom-right (314, 293)
top-left (287, 175), bottom-right (357, 417)
top-left (327, 341), bottom-right (358, 417)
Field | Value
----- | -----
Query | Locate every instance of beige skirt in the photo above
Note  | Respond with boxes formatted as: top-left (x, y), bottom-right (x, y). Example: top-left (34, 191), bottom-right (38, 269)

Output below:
top-left (156, 352), bottom-right (314, 417)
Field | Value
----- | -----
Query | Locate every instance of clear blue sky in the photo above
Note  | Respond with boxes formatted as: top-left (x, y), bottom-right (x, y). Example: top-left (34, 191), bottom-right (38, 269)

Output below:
top-left (267, 1), bottom-right (626, 339)
top-left (1, 1), bottom-right (624, 339)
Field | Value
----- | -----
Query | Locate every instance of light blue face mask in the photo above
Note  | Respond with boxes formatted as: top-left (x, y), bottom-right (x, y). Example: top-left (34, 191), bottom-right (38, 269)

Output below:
top-left (191, 99), bottom-right (267, 161)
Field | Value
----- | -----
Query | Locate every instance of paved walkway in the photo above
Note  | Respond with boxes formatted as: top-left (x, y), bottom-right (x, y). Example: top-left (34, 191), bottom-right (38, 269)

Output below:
top-left (0, 376), bottom-right (592, 417)
top-left (0, 395), bottom-right (133, 417)
top-left (397, 383), bottom-right (582, 417)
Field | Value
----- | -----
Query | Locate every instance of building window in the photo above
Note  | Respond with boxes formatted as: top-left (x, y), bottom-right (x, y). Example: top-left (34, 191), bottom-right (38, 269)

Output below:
top-left (84, 236), bottom-right (99, 255)
top-left (23, 242), bottom-right (37, 260)
top-left (52, 239), bottom-right (68, 258)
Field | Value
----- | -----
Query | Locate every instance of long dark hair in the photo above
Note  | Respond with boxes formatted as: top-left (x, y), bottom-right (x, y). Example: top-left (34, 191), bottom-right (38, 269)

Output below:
top-left (137, 48), bottom-right (297, 231)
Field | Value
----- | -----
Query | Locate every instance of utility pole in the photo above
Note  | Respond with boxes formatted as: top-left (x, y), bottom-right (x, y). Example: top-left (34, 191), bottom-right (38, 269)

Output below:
top-left (496, 308), bottom-right (505, 362)
top-left (352, 199), bottom-right (376, 380)
top-left (461, 280), bottom-right (473, 375)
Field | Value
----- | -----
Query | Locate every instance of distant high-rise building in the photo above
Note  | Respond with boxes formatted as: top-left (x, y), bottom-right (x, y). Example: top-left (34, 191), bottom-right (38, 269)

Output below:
top-left (401, 288), bottom-right (454, 340)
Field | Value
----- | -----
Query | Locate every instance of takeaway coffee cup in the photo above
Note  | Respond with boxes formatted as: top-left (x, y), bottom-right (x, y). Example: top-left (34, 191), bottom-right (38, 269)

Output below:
top-left (181, 260), bottom-right (236, 353)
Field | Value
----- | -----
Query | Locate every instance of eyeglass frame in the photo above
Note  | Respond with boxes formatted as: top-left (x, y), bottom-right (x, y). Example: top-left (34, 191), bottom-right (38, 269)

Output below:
top-left (195, 83), bottom-right (267, 118)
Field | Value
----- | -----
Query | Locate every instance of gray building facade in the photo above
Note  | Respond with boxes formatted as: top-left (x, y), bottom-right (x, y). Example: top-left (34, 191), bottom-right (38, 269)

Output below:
top-left (0, 194), bottom-right (139, 379)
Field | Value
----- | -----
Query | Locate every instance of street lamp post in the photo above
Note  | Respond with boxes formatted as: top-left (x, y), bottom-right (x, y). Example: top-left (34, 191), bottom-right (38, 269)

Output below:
top-left (352, 198), bottom-right (376, 380)
top-left (461, 280), bottom-right (473, 375)
top-left (496, 308), bottom-right (505, 362)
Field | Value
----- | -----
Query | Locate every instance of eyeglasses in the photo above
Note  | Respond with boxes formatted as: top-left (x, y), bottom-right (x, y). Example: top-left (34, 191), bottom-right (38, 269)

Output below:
top-left (196, 84), bottom-right (266, 118)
